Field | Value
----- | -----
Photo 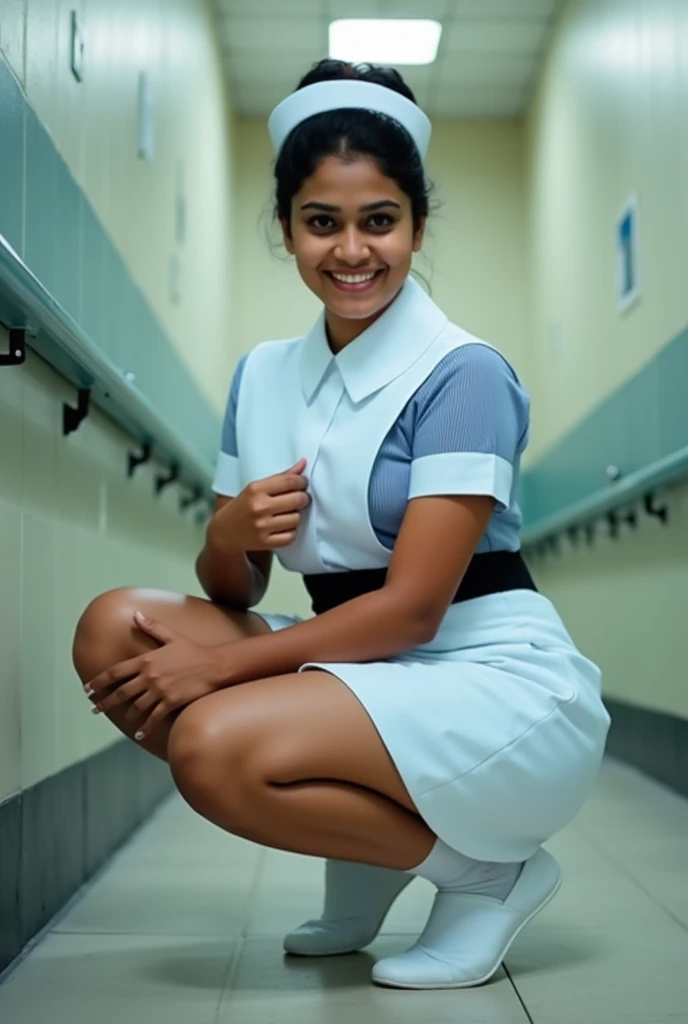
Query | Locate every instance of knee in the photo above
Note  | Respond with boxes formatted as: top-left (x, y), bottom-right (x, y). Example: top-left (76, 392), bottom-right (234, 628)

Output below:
top-left (168, 699), bottom-right (262, 823)
top-left (72, 587), bottom-right (141, 680)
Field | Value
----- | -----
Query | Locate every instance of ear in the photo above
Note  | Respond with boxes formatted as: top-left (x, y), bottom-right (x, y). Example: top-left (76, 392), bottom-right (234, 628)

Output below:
top-left (279, 214), bottom-right (296, 255)
top-left (412, 216), bottom-right (427, 253)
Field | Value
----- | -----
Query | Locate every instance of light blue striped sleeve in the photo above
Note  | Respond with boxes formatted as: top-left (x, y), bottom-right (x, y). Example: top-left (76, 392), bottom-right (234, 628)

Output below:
top-left (408, 345), bottom-right (529, 510)
top-left (212, 354), bottom-right (248, 497)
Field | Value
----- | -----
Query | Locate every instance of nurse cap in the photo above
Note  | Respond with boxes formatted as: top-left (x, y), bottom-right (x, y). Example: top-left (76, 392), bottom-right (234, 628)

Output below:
top-left (268, 79), bottom-right (432, 159)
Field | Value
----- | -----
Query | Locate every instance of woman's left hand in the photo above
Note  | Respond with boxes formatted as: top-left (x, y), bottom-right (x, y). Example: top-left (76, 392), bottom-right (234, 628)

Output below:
top-left (83, 611), bottom-right (228, 741)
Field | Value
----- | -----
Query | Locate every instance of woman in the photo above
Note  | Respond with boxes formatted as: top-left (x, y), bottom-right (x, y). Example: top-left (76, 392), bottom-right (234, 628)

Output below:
top-left (73, 60), bottom-right (611, 990)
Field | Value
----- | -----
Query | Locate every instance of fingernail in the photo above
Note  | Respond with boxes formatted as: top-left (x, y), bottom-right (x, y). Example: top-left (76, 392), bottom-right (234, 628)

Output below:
top-left (91, 707), bottom-right (101, 715)
top-left (134, 610), bottom-right (145, 622)
top-left (134, 731), bottom-right (144, 742)
top-left (84, 686), bottom-right (94, 697)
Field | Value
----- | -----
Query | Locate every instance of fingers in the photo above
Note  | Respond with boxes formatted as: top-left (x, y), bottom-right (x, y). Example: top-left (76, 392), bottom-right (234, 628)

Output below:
top-left (134, 701), bottom-right (171, 742)
top-left (124, 690), bottom-right (159, 724)
top-left (269, 491), bottom-right (311, 515)
top-left (85, 656), bottom-right (141, 697)
top-left (91, 677), bottom-right (147, 716)
top-left (132, 611), bottom-right (179, 645)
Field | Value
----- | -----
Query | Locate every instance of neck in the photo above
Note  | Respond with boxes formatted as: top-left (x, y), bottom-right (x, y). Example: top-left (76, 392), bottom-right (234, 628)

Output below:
top-left (325, 291), bottom-right (402, 353)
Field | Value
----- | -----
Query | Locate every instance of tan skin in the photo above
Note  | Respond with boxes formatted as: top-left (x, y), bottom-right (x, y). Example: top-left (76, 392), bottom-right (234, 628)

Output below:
top-left (72, 154), bottom-right (496, 870)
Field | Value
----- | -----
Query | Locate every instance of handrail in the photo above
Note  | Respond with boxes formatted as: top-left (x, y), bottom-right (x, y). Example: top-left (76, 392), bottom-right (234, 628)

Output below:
top-left (0, 232), bottom-right (215, 497)
top-left (521, 444), bottom-right (688, 547)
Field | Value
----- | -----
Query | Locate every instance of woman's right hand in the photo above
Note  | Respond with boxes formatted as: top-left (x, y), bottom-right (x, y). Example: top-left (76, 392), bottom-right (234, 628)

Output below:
top-left (209, 458), bottom-right (310, 552)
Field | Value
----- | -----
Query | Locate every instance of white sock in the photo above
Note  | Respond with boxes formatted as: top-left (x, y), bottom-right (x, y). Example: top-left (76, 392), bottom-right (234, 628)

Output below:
top-left (409, 839), bottom-right (523, 901)
top-left (321, 859), bottom-right (411, 920)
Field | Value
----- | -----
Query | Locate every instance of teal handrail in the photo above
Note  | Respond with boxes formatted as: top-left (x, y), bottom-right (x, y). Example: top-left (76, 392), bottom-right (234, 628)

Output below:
top-left (521, 444), bottom-right (688, 547)
top-left (0, 232), bottom-right (214, 496)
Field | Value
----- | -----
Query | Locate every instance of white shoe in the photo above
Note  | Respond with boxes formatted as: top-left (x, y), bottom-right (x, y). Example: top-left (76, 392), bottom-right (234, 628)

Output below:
top-left (372, 848), bottom-right (561, 989)
top-left (283, 860), bottom-right (414, 957)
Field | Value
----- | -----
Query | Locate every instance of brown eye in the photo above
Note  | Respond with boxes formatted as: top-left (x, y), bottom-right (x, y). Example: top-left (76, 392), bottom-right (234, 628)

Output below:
top-left (368, 214), bottom-right (394, 228)
top-left (309, 215), bottom-right (335, 230)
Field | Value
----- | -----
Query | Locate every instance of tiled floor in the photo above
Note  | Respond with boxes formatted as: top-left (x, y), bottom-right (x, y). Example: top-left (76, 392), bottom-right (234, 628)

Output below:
top-left (1, 757), bottom-right (687, 1023)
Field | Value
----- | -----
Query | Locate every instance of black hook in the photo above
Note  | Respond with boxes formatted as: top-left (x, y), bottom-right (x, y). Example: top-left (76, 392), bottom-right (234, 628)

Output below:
top-left (0, 328), bottom-right (26, 366)
top-left (127, 442), bottom-right (152, 477)
top-left (584, 522), bottom-right (595, 546)
top-left (155, 462), bottom-right (179, 495)
top-left (567, 525), bottom-right (580, 546)
top-left (179, 485), bottom-right (203, 512)
top-left (63, 388), bottom-right (91, 435)
top-left (644, 492), bottom-right (668, 525)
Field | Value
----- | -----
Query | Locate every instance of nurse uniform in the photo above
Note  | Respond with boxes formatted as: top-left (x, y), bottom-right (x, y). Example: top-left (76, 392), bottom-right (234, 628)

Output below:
top-left (212, 275), bottom-right (611, 865)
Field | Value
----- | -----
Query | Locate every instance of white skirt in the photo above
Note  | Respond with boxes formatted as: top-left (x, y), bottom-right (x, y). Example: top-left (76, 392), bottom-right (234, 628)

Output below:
top-left (257, 591), bottom-right (611, 863)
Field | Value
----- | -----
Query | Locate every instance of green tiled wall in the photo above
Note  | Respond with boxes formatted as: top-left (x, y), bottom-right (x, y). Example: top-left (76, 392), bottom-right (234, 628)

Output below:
top-left (0, 53), bottom-right (221, 481)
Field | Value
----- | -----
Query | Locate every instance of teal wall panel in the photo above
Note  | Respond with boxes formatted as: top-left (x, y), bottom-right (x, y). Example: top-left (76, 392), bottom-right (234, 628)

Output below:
top-left (53, 156), bottom-right (81, 324)
top-left (521, 326), bottom-right (688, 526)
top-left (24, 111), bottom-right (58, 297)
top-left (0, 58), bottom-right (23, 258)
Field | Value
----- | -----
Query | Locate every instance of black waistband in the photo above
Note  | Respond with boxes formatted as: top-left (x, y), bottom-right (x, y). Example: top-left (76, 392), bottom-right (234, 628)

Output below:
top-left (304, 550), bottom-right (537, 616)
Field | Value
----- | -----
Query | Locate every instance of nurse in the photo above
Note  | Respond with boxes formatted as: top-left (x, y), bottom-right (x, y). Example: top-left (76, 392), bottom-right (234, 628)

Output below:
top-left (74, 59), bottom-right (611, 990)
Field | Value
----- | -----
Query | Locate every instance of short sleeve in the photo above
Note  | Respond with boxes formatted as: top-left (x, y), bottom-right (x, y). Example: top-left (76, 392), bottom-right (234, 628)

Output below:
top-left (212, 354), bottom-right (248, 496)
top-left (407, 345), bottom-right (529, 510)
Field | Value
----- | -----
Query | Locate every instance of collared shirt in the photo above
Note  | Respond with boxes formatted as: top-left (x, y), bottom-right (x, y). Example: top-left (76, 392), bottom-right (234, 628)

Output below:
top-left (214, 280), bottom-right (529, 555)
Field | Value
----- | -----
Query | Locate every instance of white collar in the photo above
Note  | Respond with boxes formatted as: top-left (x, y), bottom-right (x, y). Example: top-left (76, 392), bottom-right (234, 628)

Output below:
top-left (300, 276), bottom-right (448, 405)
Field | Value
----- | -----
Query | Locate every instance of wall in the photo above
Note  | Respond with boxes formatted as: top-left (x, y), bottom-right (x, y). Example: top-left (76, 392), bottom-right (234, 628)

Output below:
top-left (0, 0), bottom-right (235, 808)
top-left (525, 0), bottom-right (688, 720)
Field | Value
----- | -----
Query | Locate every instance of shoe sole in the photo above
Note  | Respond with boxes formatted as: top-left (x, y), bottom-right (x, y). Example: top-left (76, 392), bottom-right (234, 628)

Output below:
top-left (372, 870), bottom-right (563, 990)
top-left (284, 876), bottom-right (414, 958)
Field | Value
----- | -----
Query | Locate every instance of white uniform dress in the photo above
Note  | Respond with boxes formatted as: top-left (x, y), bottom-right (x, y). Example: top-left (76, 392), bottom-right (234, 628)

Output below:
top-left (212, 277), bottom-right (611, 863)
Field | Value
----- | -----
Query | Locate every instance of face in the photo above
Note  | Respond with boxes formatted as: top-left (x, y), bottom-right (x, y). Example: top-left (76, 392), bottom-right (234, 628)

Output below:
top-left (281, 155), bottom-right (426, 350)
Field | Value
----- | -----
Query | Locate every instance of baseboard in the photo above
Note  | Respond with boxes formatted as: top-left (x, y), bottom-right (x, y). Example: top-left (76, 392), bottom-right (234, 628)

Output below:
top-left (0, 741), bottom-right (173, 977)
top-left (604, 697), bottom-right (688, 799)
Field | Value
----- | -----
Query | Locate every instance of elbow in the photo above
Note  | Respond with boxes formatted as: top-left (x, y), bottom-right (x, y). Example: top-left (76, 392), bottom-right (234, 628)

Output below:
top-left (401, 604), bottom-right (442, 647)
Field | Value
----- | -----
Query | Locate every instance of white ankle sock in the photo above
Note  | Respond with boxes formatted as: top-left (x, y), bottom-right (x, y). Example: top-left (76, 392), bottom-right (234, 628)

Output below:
top-left (409, 839), bottom-right (523, 901)
top-left (321, 859), bottom-right (411, 920)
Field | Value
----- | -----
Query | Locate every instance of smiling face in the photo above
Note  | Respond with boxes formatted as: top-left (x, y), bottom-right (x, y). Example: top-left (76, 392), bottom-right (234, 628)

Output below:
top-left (280, 154), bottom-right (426, 351)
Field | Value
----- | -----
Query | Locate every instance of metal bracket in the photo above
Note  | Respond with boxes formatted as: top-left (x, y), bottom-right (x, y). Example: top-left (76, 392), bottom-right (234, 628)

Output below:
top-left (155, 462), bottom-right (179, 495)
top-left (644, 492), bottom-right (669, 525)
top-left (0, 328), bottom-right (26, 366)
top-left (179, 485), bottom-right (203, 512)
top-left (63, 388), bottom-right (91, 435)
top-left (127, 442), bottom-right (152, 478)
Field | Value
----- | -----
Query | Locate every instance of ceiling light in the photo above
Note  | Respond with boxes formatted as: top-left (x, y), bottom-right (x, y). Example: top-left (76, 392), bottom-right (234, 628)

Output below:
top-left (329, 19), bottom-right (443, 66)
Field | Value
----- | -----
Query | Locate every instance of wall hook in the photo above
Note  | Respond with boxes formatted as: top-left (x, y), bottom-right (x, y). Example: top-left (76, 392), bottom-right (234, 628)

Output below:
top-left (179, 485), bottom-right (203, 512)
top-left (584, 522), bottom-right (596, 546)
top-left (63, 388), bottom-right (91, 435)
top-left (0, 328), bottom-right (26, 366)
top-left (127, 442), bottom-right (152, 477)
top-left (155, 463), bottom-right (179, 495)
top-left (643, 492), bottom-right (669, 525)
top-left (567, 525), bottom-right (580, 546)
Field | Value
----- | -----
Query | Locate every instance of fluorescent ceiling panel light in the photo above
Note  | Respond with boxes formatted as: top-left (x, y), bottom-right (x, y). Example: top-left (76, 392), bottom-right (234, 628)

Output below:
top-left (329, 19), bottom-right (442, 66)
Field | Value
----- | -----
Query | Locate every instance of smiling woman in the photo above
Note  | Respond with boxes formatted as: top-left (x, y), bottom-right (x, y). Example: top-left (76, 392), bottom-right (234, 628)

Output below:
top-left (73, 57), bottom-right (610, 993)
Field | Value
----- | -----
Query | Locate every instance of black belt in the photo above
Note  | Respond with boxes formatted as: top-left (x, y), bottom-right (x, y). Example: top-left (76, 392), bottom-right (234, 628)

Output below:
top-left (304, 550), bottom-right (537, 616)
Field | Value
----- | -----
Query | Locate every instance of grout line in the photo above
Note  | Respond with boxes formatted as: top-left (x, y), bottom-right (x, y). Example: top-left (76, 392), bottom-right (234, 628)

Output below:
top-left (212, 845), bottom-right (267, 1022)
top-left (503, 962), bottom-right (536, 1024)
top-left (576, 825), bottom-right (688, 936)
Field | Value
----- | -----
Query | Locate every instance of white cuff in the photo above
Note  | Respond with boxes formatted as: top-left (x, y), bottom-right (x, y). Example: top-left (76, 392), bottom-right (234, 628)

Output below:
top-left (212, 451), bottom-right (241, 496)
top-left (408, 452), bottom-right (513, 510)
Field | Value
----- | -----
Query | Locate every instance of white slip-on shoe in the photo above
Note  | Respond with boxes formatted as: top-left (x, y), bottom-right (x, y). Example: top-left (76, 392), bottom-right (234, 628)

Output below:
top-left (372, 848), bottom-right (562, 989)
top-left (283, 861), bottom-right (414, 957)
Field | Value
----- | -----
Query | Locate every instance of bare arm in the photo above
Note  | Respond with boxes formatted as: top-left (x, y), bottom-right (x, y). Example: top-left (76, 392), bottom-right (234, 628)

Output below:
top-left (213, 494), bottom-right (496, 684)
top-left (195, 496), bottom-right (273, 610)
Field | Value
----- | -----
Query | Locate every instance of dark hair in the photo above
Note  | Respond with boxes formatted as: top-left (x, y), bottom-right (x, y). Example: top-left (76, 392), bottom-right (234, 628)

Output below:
top-left (273, 59), bottom-right (433, 235)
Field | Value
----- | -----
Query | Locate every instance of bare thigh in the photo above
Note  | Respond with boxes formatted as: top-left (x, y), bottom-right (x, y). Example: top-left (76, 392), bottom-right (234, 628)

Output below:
top-left (72, 586), bottom-right (272, 760)
top-left (171, 669), bottom-right (418, 815)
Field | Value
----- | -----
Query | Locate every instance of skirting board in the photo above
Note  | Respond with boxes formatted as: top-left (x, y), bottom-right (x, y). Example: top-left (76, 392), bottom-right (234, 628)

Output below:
top-left (0, 740), bottom-right (173, 978)
top-left (604, 697), bottom-right (688, 801)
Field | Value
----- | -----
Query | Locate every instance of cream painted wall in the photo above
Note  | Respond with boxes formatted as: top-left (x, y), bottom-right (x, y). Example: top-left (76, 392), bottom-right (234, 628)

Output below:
top-left (0, 0), bottom-right (236, 800)
top-left (526, 0), bottom-right (687, 462)
top-left (525, 0), bottom-right (688, 719)
top-left (1, 0), bottom-right (236, 412)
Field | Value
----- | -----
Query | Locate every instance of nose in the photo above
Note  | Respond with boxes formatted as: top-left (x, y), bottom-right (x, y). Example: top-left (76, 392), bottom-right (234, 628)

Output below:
top-left (333, 225), bottom-right (371, 265)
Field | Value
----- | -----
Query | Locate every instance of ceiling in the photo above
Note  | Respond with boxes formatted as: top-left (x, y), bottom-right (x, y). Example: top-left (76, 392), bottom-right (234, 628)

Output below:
top-left (213, 0), bottom-right (566, 120)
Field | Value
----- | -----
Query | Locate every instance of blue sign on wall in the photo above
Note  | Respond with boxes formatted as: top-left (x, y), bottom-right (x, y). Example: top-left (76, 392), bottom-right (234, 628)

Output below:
top-left (617, 194), bottom-right (641, 314)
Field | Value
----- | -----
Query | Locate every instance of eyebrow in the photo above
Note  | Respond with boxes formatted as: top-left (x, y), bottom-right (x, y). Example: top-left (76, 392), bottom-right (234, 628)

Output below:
top-left (300, 200), bottom-right (402, 213)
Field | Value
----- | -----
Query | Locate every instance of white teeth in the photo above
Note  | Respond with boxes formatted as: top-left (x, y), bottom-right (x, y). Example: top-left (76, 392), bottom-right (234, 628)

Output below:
top-left (330, 271), bottom-right (378, 284)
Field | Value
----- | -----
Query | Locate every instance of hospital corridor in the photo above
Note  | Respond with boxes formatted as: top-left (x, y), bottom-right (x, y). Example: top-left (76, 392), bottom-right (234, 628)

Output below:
top-left (1, 1), bottom-right (688, 1021)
